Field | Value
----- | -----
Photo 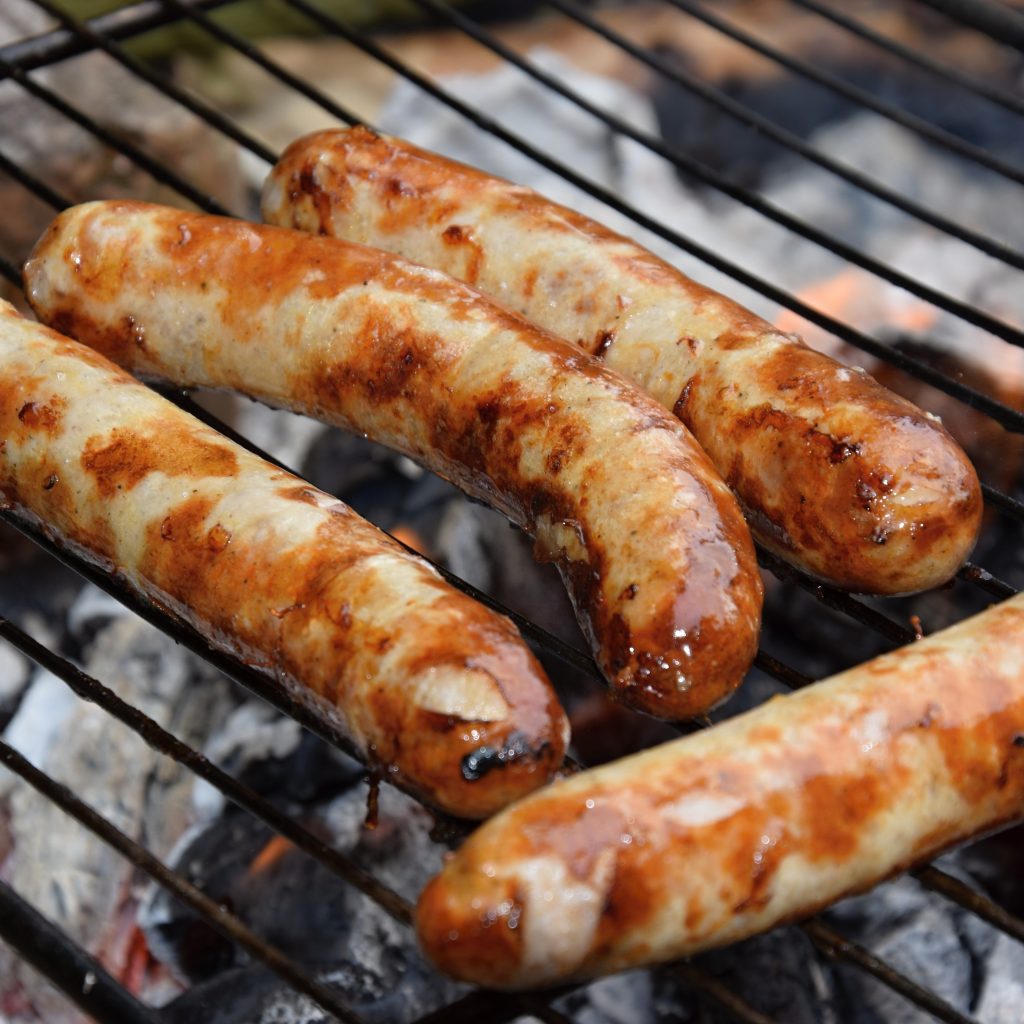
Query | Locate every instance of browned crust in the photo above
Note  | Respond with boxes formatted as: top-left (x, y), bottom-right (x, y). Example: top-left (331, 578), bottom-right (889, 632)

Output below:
top-left (24, 201), bottom-right (763, 721)
top-left (0, 302), bottom-right (567, 818)
top-left (264, 127), bottom-right (983, 595)
top-left (415, 595), bottom-right (1024, 987)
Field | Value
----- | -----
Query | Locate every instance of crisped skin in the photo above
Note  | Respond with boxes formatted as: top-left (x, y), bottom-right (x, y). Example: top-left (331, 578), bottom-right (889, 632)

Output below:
top-left (0, 302), bottom-right (568, 818)
top-left (417, 593), bottom-right (1024, 987)
top-left (24, 200), bottom-right (763, 721)
top-left (263, 127), bottom-right (983, 595)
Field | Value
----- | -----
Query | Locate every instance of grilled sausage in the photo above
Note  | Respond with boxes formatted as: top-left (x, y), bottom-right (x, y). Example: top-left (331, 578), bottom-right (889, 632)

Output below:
top-left (262, 127), bottom-right (983, 595)
top-left (416, 592), bottom-right (1024, 987)
top-left (24, 200), bottom-right (763, 721)
top-left (0, 300), bottom-right (568, 819)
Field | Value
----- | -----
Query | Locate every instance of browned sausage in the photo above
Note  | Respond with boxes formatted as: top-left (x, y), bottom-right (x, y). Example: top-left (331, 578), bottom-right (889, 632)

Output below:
top-left (0, 299), bottom-right (568, 818)
top-left (416, 592), bottom-right (1024, 986)
top-left (262, 127), bottom-right (983, 595)
top-left (24, 200), bottom-right (763, 721)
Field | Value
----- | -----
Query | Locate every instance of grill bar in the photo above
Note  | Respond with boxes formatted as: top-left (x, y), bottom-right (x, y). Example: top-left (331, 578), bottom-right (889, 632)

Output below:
top-left (410, 0), bottom-right (1024, 349)
top-left (0, 51), bottom-right (228, 215)
top-left (4, 0), bottom-right (1024, 436)
top-left (915, 866), bottom-right (1024, 945)
top-left (0, 0), bottom-right (231, 71)
top-left (158, 0), bottom-right (360, 127)
top-left (0, 252), bottom-right (20, 286)
top-left (0, 738), bottom-right (369, 1024)
top-left (912, 0), bottom-right (1024, 53)
top-left (0, 878), bottom-right (162, 1024)
top-left (803, 920), bottom-right (979, 1024)
top-left (0, 613), bottom-right (414, 927)
top-left (276, 0), bottom-right (1024, 435)
top-left (30, 0), bottom-right (278, 166)
top-left (0, 147), bottom-right (70, 211)
top-left (957, 562), bottom-right (1018, 600)
top-left (550, 0), bottom-right (1024, 274)
top-left (980, 482), bottom-right (1024, 523)
top-left (790, 0), bottom-right (1024, 118)
top-left (663, 0), bottom-right (1024, 187)
top-left (0, 3), bottom-right (1022, 1022)
top-left (671, 963), bottom-right (778, 1024)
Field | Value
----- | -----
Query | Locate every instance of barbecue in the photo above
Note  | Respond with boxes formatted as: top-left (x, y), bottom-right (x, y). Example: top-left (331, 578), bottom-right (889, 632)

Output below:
top-left (1, 2), bottom-right (1024, 1022)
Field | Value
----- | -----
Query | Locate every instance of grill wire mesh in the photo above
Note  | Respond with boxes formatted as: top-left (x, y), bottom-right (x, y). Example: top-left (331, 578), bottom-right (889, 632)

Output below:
top-left (0, 1), bottom-right (1023, 1022)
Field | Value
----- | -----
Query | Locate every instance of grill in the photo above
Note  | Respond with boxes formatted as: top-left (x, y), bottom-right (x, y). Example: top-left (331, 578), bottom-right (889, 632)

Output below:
top-left (0, 2), bottom-right (1023, 1022)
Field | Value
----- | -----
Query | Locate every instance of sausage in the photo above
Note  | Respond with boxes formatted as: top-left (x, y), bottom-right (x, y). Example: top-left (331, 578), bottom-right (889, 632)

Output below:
top-left (23, 200), bottom-right (763, 721)
top-left (262, 127), bottom-right (983, 595)
top-left (0, 300), bottom-right (568, 819)
top-left (416, 592), bottom-right (1024, 987)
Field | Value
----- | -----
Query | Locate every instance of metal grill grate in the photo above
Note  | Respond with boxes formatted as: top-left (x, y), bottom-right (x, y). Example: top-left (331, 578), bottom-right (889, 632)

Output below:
top-left (0, 2), bottom-right (1023, 1022)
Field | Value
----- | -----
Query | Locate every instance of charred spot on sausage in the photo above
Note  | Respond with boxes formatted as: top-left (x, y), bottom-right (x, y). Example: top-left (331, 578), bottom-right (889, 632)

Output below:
top-left (460, 732), bottom-right (541, 782)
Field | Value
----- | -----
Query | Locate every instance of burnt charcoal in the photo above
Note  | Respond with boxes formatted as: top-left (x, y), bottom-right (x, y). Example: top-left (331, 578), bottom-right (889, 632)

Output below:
top-left (952, 826), bottom-right (1024, 919)
top-left (693, 927), bottom-right (839, 1024)
top-left (974, 932), bottom-right (1024, 1023)
top-left (825, 878), bottom-right (978, 1023)
top-left (142, 780), bottom-right (447, 1002)
top-left (299, 427), bottom-right (431, 531)
top-left (141, 812), bottom-right (366, 980)
top-left (163, 954), bottom-right (460, 1024)
top-left (554, 970), bottom-right (673, 1024)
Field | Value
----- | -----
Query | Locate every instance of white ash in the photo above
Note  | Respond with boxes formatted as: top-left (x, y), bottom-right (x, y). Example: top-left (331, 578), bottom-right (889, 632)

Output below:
top-left (190, 700), bottom-right (303, 821)
top-left (0, 590), bottom-right (233, 1023)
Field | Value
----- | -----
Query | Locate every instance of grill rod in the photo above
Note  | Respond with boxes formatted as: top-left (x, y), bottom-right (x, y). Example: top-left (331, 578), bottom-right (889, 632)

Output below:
top-left (663, 0), bottom-right (1024, 187)
top-left (0, 2), bottom-right (1019, 1015)
top-left (0, 879), bottom-right (162, 1024)
top-left (0, 50), bottom-right (227, 216)
top-left (0, 738), bottom-right (370, 1024)
top-left (548, 0), bottom-right (1024, 275)
top-left (0, 609), bottom-right (765, 1024)
top-left (281, 0), bottom-right (1024, 435)
top-left (790, 0), bottom-right (1024, 118)
top-left (411, 0), bottom-right (1024, 350)
top-left (0, 0), bottom-right (229, 70)
top-left (6, 0), bottom-right (1024, 436)
top-left (0, 613), bottom-right (987, 1024)
top-left (911, 0), bottom-right (1024, 54)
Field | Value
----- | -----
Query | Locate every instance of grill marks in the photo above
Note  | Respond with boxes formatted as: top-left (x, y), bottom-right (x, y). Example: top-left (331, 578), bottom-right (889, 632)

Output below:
top-left (82, 424), bottom-right (238, 497)
top-left (24, 199), bottom-right (764, 720)
top-left (418, 598), bottom-right (1024, 988)
top-left (681, 341), bottom-right (983, 590)
top-left (263, 128), bottom-right (983, 596)
top-left (0, 304), bottom-right (569, 818)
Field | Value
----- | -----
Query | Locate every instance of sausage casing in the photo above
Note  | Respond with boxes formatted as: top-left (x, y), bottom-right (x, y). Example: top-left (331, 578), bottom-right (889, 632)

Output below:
top-left (416, 593), bottom-right (1024, 986)
top-left (0, 301), bottom-right (568, 818)
top-left (262, 127), bottom-right (983, 595)
top-left (24, 200), bottom-right (763, 721)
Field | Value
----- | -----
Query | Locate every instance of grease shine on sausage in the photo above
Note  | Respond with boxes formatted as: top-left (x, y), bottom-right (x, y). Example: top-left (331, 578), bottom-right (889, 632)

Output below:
top-left (416, 594), bottom-right (1024, 987)
top-left (262, 127), bottom-right (983, 595)
top-left (0, 301), bottom-right (568, 818)
top-left (24, 200), bottom-right (763, 721)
